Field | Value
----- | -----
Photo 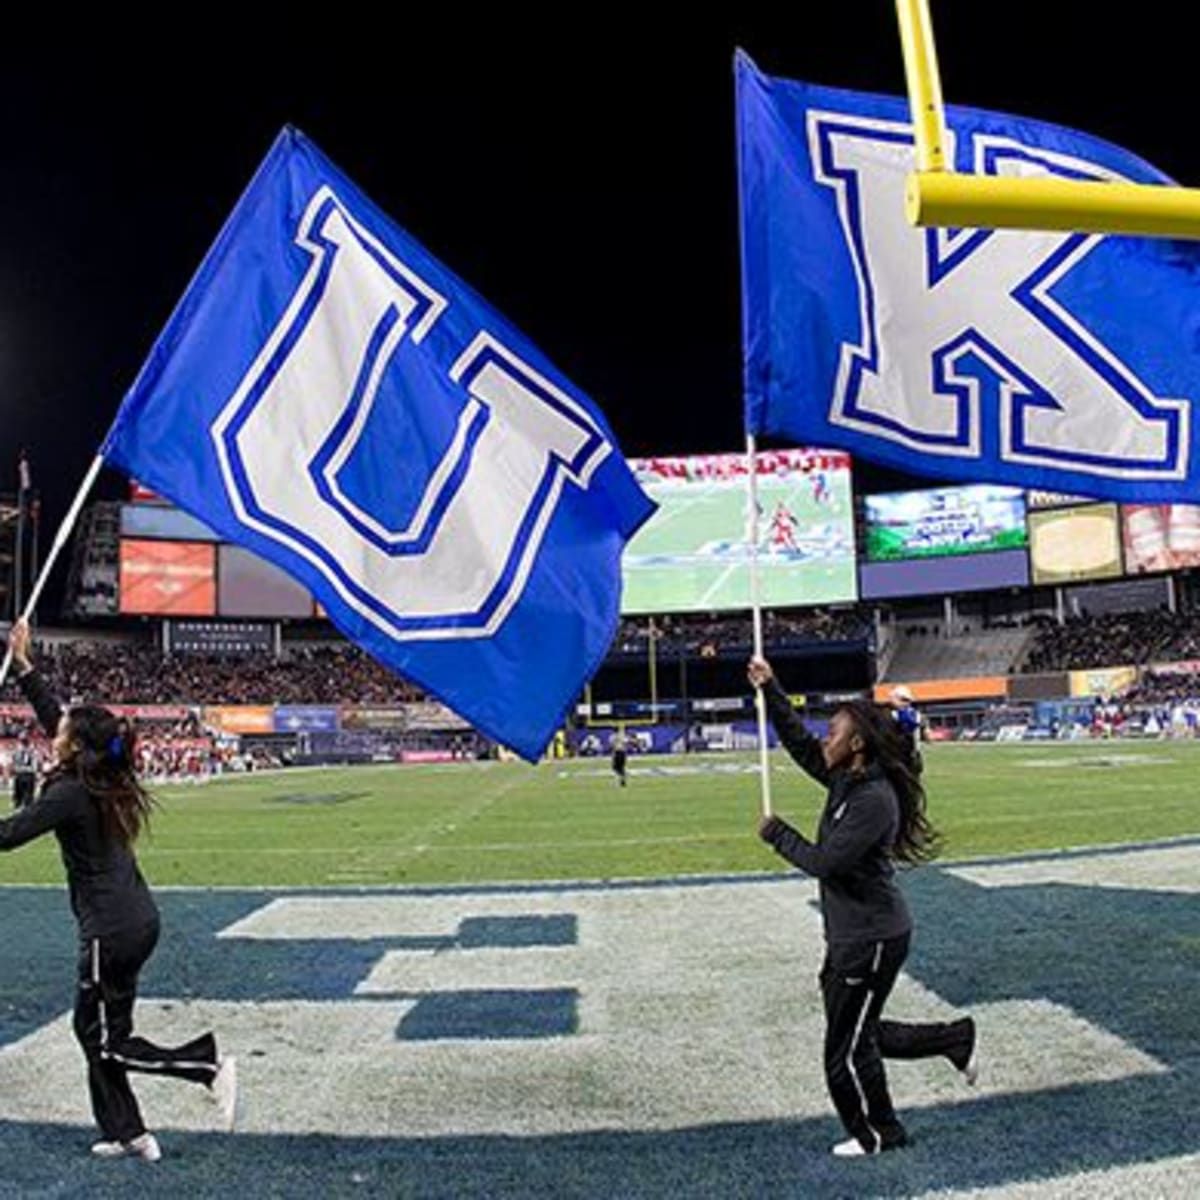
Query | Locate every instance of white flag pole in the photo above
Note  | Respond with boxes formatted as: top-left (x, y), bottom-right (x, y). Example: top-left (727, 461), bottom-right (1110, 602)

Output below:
top-left (745, 433), bottom-right (772, 817)
top-left (0, 453), bottom-right (105, 688)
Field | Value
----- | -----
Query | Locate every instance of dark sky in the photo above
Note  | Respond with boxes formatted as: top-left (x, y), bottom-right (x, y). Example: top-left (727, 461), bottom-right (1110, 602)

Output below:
top-left (2, 8), bottom-right (1196, 600)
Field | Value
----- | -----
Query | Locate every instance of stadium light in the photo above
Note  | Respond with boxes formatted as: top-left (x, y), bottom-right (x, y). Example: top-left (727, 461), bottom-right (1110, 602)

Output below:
top-left (895, 0), bottom-right (1200, 240)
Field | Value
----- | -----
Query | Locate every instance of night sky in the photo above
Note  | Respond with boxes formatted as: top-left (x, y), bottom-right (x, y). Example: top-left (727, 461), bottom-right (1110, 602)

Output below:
top-left (2, 9), bottom-right (1196, 605)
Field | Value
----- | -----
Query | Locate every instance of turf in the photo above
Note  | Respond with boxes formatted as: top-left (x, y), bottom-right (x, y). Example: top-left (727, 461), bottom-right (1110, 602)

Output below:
top-left (2, 745), bottom-right (1198, 1198)
top-left (3, 741), bottom-right (1198, 888)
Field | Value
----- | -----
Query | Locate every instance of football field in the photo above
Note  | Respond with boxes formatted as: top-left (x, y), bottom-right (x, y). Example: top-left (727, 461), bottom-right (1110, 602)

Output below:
top-left (1, 742), bottom-right (1198, 1197)
top-left (3, 740), bottom-right (1197, 889)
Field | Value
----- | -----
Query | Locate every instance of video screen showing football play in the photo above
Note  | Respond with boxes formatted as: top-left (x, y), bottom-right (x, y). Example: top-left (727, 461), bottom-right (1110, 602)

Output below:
top-left (620, 448), bottom-right (857, 614)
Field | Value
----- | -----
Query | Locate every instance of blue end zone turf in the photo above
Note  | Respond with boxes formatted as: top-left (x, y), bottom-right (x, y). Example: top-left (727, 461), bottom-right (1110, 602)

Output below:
top-left (398, 988), bottom-right (579, 1040)
top-left (0, 845), bottom-right (1197, 1198)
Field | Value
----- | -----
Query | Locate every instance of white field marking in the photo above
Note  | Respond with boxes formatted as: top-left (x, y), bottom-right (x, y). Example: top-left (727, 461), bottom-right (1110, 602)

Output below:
top-left (622, 490), bottom-right (713, 566)
top-left (643, 489), bottom-right (709, 532)
top-left (951, 800), bottom-right (1200, 823)
top-left (947, 842), bottom-right (1200, 894)
top-left (928, 740), bottom-right (1200, 752)
top-left (139, 847), bottom-right (380, 856)
top-left (552, 754), bottom-right (761, 768)
top-left (557, 764), bottom-right (787, 779)
top-left (374, 834), bottom-right (757, 853)
top-left (152, 763), bottom-right (387, 791)
top-left (697, 560), bottom-right (743, 608)
top-left (324, 768), bottom-right (533, 862)
top-left (915, 1152), bottom-right (1200, 1199)
top-left (1018, 754), bottom-right (1173, 768)
top-left (0, 875), bottom-right (1164, 1139)
top-left (136, 833), bottom-right (762, 861)
top-left (148, 760), bottom-right (505, 798)
top-left (130, 811), bottom-right (1196, 856)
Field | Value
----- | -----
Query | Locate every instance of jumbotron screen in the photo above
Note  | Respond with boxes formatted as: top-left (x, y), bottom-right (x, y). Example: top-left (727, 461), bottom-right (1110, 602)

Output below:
top-left (864, 485), bottom-right (1028, 562)
top-left (1121, 504), bottom-right (1200, 574)
top-left (119, 540), bottom-right (216, 616)
top-left (1029, 503), bottom-right (1123, 584)
top-left (620, 448), bottom-right (857, 614)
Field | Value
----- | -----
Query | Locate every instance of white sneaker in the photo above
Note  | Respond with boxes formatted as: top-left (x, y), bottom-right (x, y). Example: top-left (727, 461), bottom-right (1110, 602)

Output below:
top-left (832, 1137), bottom-right (875, 1157)
top-left (210, 1055), bottom-right (239, 1131)
top-left (91, 1133), bottom-right (161, 1162)
top-left (128, 1133), bottom-right (162, 1162)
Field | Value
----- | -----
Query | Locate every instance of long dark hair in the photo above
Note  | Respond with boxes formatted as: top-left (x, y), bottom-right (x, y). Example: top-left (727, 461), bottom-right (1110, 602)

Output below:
top-left (56, 705), bottom-right (155, 846)
top-left (836, 699), bottom-right (940, 866)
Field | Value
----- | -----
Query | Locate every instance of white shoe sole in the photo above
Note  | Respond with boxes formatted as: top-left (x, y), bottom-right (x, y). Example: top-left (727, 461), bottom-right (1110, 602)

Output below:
top-left (831, 1137), bottom-right (875, 1157)
top-left (92, 1134), bottom-right (161, 1162)
top-left (210, 1056), bottom-right (239, 1132)
top-left (129, 1134), bottom-right (162, 1162)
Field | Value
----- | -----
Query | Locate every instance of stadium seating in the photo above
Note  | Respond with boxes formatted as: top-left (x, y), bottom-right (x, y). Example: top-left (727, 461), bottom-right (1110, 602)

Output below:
top-left (1021, 610), bottom-right (1200, 672)
top-left (883, 626), bottom-right (1035, 682)
top-left (1, 640), bottom-right (423, 706)
top-left (613, 608), bottom-right (870, 656)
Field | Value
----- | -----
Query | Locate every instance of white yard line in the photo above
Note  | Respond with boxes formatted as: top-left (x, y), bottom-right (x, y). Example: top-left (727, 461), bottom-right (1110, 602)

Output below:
top-left (697, 561), bottom-right (742, 607)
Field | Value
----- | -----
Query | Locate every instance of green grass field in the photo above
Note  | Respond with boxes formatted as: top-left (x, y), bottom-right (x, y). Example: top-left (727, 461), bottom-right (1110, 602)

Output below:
top-left (622, 475), bottom-right (856, 613)
top-left (4, 740), bottom-right (1198, 889)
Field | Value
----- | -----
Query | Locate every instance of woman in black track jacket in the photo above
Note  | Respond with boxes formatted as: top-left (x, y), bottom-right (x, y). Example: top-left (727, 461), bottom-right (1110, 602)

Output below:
top-left (748, 655), bottom-right (978, 1158)
top-left (0, 620), bottom-right (237, 1163)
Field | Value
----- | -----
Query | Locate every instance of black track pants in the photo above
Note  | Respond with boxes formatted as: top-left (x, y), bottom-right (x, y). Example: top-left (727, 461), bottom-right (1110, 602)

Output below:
top-left (821, 932), bottom-right (968, 1151)
top-left (74, 920), bottom-right (219, 1142)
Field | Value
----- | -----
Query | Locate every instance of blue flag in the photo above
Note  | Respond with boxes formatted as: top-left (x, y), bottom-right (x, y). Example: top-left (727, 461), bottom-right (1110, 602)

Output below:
top-left (737, 52), bottom-right (1200, 501)
top-left (102, 127), bottom-right (654, 762)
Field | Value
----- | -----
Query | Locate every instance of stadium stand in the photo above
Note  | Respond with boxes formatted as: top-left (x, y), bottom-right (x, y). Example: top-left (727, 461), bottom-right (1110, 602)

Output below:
top-left (7, 588), bottom-right (1200, 767)
top-left (1126, 669), bottom-right (1200, 708)
top-left (1, 640), bottom-right (423, 706)
top-left (1021, 609), bottom-right (1200, 672)
top-left (613, 608), bottom-right (870, 656)
top-left (882, 625), bottom-right (1035, 681)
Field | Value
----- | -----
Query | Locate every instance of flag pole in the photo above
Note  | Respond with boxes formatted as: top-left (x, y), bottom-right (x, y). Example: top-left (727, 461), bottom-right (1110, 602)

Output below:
top-left (13, 455), bottom-right (28, 618)
top-left (0, 453), bottom-right (105, 688)
top-left (745, 433), bottom-right (772, 817)
top-left (29, 492), bottom-right (40, 632)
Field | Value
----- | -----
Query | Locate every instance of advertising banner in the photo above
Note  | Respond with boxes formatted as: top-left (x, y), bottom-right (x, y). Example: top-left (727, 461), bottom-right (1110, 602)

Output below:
top-left (274, 706), bottom-right (339, 733)
top-left (1147, 660), bottom-right (1200, 676)
top-left (201, 706), bottom-right (275, 734)
top-left (340, 706), bottom-right (408, 731)
top-left (872, 677), bottom-right (1008, 703)
top-left (402, 702), bottom-right (470, 731)
top-left (1068, 666), bottom-right (1138, 698)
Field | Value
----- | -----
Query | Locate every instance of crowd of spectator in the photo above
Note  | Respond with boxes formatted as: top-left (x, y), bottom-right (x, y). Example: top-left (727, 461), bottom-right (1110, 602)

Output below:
top-left (1, 641), bottom-right (424, 707)
top-left (8, 606), bottom-right (1200, 709)
top-left (1021, 609), bottom-right (1200, 673)
top-left (1120, 669), bottom-right (1200, 711)
top-left (900, 613), bottom-right (1053, 638)
top-left (613, 608), bottom-right (870, 656)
